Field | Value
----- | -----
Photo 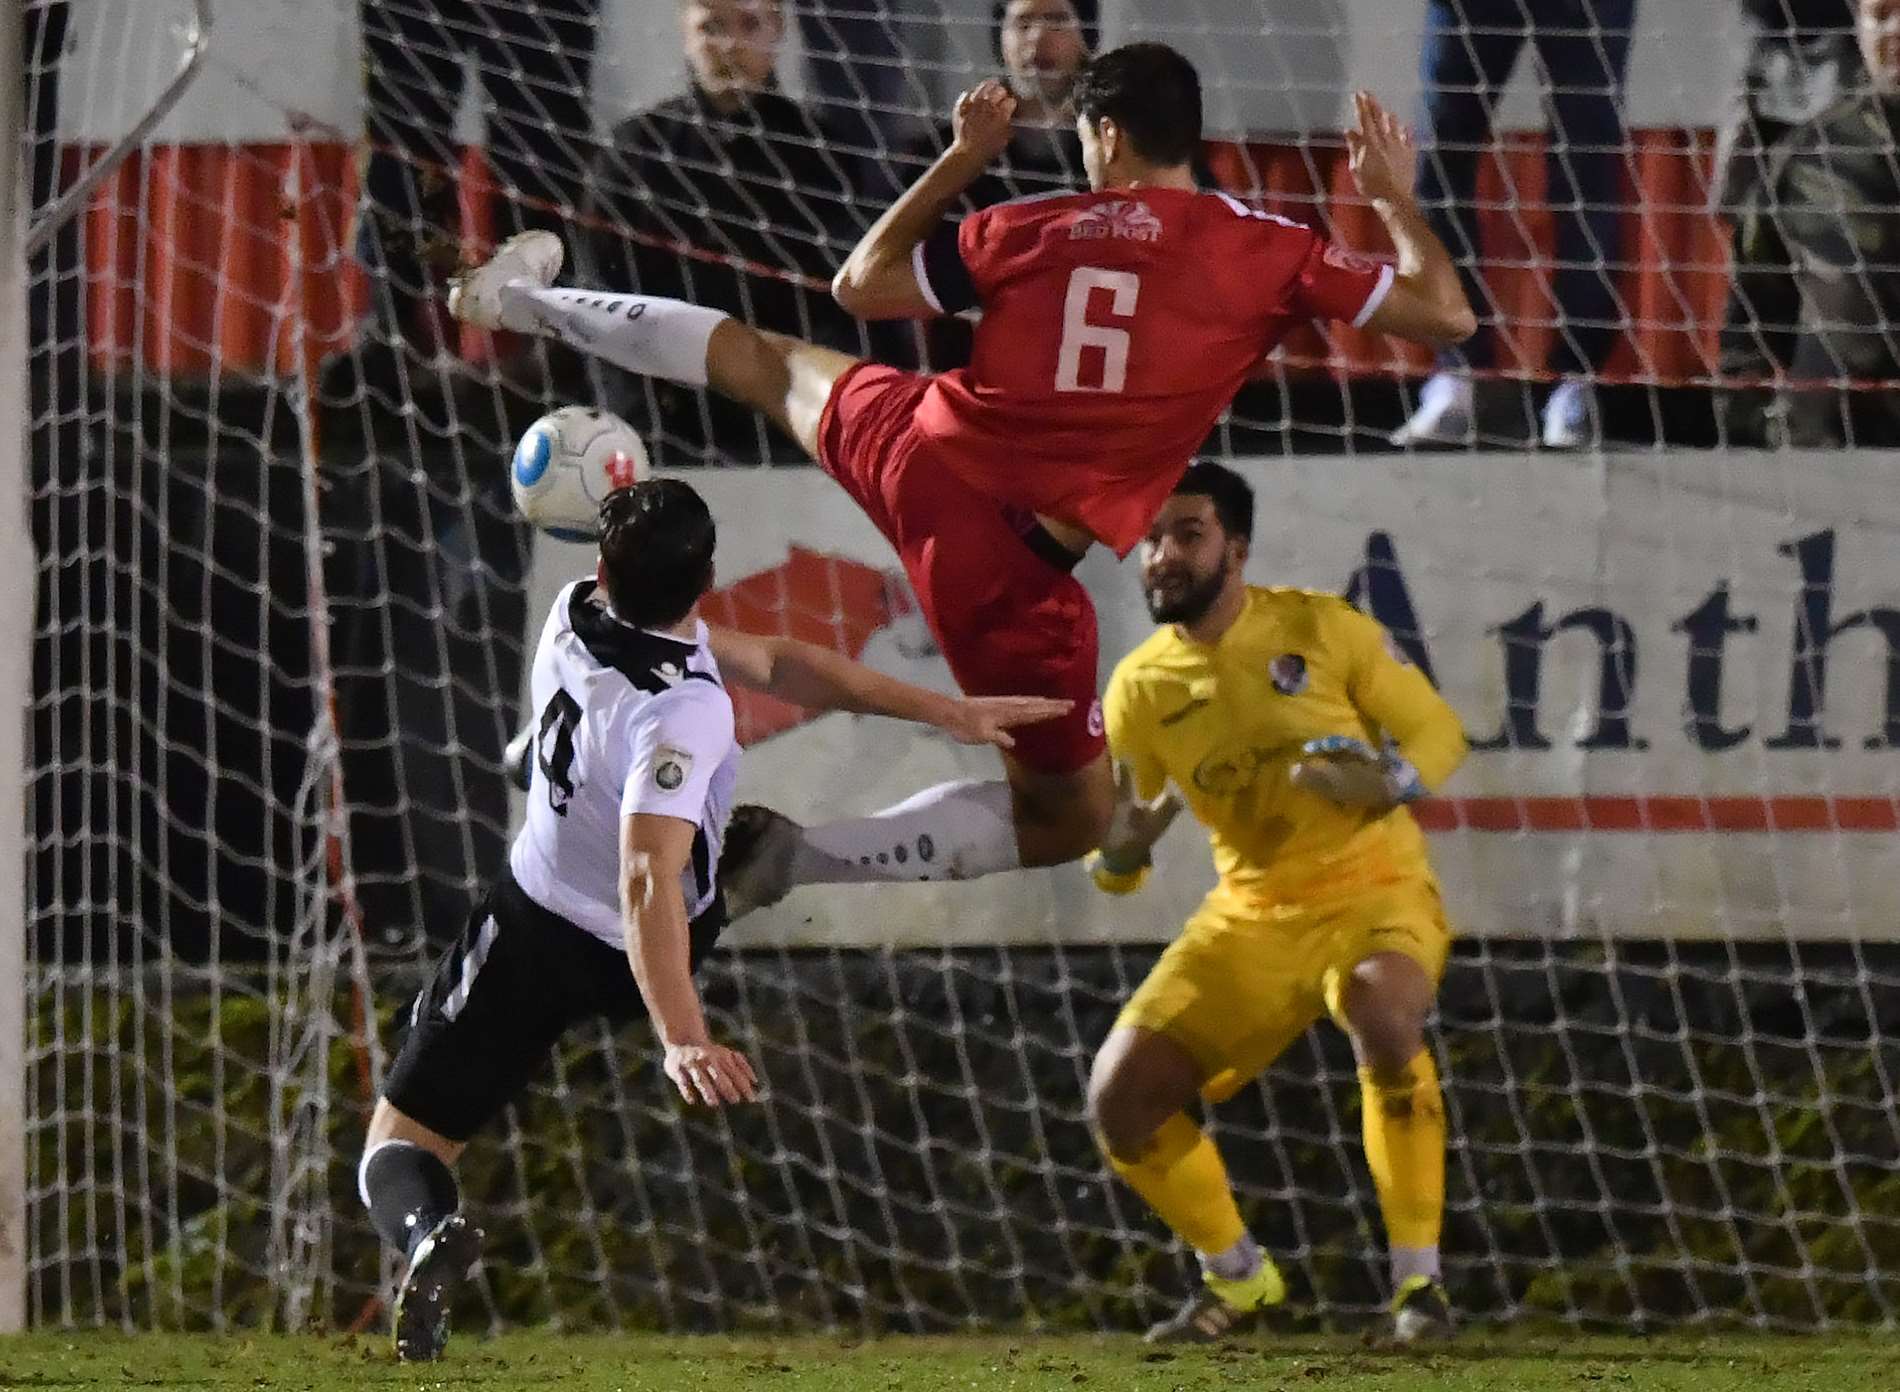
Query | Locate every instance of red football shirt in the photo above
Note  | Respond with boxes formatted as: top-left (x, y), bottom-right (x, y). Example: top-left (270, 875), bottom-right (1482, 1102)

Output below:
top-left (911, 186), bottom-right (1393, 555)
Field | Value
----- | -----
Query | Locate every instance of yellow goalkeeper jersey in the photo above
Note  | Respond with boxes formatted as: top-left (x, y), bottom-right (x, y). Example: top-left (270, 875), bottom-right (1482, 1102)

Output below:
top-left (1103, 586), bottom-right (1468, 902)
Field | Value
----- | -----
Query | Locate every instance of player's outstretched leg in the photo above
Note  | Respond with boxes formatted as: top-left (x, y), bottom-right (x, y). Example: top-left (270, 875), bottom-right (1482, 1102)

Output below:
top-left (453, 235), bottom-right (1115, 911)
top-left (359, 1101), bottom-right (483, 1363)
top-left (448, 231), bottom-right (859, 459)
top-left (1338, 951), bottom-right (1452, 1345)
top-left (1087, 1027), bottom-right (1284, 1343)
top-left (720, 754), bottom-right (1115, 918)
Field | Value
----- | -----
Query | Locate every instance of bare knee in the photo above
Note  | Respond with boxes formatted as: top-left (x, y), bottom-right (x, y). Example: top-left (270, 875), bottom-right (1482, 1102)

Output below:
top-left (1088, 1027), bottom-right (1202, 1164)
top-left (1087, 1068), bottom-right (1160, 1164)
top-left (1008, 755), bottom-right (1114, 868)
top-left (708, 321), bottom-right (792, 418)
top-left (1341, 953), bottom-right (1434, 1078)
top-left (713, 327), bottom-right (859, 458)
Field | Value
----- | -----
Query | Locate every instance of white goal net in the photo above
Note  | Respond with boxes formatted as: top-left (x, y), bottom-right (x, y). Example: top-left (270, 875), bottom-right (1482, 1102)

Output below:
top-left (24, 0), bottom-right (1900, 1336)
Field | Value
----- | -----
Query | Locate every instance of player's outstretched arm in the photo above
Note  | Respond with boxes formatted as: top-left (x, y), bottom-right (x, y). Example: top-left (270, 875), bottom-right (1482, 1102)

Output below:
top-left (621, 812), bottom-right (758, 1107)
top-left (1345, 90), bottom-right (1478, 348)
top-left (705, 625), bottom-right (1070, 750)
top-left (831, 79), bottom-right (1017, 319)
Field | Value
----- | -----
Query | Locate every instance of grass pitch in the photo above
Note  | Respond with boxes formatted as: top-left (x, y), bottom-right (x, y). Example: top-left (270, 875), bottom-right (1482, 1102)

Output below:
top-left (0, 1330), bottom-right (1891, 1391)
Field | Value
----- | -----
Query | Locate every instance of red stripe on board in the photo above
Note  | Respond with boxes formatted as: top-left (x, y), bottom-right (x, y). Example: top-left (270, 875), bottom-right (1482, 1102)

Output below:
top-left (1413, 796), bottom-right (1900, 834)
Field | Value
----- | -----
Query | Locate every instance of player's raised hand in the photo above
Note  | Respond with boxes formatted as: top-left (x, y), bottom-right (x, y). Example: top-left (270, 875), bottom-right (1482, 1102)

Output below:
top-left (1100, 760), bottom-right (1185, 869)
top-left (951, 78), bottom-right (1018, 163)
top-left (1345, 90), bottom-right (1417, 205)
top-left (663, 1041), bottom-right (759, 1107)
top-left (934, 694), bottom-right (1073, 750)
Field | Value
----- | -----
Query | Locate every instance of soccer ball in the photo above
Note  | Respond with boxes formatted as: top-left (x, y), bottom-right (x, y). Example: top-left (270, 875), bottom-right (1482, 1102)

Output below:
top-left (510, 406), bottom-right (649, 542)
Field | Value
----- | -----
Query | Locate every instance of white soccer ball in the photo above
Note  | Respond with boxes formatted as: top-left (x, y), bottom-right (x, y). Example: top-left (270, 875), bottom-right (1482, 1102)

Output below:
top-left (510, 406), bottom-right (649, 542)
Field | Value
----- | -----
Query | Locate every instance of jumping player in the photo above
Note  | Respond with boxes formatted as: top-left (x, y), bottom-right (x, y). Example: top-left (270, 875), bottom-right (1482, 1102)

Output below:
top-left (447, 44), bottom-right (1474, 909)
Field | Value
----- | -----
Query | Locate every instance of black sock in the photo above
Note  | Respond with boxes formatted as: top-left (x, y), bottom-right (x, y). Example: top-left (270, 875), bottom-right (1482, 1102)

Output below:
top-left (359, 1141), bottom-right (460, 1260)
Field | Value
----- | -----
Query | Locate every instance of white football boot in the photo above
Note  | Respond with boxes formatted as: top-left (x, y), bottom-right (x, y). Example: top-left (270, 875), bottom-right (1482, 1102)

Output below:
top-left (447, 230), bottom-right (564, 333)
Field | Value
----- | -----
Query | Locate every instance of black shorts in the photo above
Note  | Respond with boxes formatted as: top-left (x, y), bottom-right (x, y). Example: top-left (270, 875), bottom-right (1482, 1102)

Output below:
top-left (381, 866), bottom-right (726, 1142)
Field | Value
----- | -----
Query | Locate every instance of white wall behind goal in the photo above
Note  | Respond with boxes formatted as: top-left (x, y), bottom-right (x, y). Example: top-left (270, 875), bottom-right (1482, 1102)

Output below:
top-left (60, 0), bottom-right (1752, 145)
top-left (523, 450), bottom-right (1900, 950)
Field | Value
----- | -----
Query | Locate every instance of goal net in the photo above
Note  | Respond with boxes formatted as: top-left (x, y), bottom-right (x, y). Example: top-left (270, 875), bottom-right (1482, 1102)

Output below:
top-left (26, 0), bottom-right (1900, 1335)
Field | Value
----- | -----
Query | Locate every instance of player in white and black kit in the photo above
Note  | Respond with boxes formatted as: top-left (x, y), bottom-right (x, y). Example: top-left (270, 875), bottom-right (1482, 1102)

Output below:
top-left (356, 479), bottom-right (1066, 1362)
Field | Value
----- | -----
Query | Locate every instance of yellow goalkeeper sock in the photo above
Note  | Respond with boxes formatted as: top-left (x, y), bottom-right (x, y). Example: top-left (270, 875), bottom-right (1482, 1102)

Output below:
top-left (1360, 1050), bottom-right (1446, 1254)
top-left (1106, 1112), bottom-right (1247, 1257)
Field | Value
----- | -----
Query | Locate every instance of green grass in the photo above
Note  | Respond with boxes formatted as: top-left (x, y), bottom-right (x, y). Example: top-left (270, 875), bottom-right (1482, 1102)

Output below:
top-left (0, 1331), bottom-right (1892, 1391)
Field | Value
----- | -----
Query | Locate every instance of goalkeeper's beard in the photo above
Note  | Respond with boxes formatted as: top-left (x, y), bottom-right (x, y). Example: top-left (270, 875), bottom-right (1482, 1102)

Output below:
top-left (1144, 557), bottom-right (1231, 625)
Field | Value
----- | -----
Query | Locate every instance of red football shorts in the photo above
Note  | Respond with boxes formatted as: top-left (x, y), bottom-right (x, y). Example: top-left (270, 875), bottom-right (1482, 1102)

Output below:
top-left (816, 363), bottom-right (1105, 775)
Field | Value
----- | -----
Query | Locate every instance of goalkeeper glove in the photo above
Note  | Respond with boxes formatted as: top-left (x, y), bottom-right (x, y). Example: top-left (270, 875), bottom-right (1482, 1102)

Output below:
top-left (1086, 761), bottom-right (1185, 895)
top-left (1289, 735), bottom-right (1425, 811)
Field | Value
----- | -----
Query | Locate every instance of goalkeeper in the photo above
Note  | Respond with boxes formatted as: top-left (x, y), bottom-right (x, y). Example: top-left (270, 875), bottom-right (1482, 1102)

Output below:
top-left (1084, 462), bottom-right (1468, 1346)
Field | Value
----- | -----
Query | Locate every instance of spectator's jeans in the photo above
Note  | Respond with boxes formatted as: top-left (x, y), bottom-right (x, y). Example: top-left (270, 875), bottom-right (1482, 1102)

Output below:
top-left (1417, 0), bottom-right (1634, 376)
top-left (357, 0), bottom-right (598, 343)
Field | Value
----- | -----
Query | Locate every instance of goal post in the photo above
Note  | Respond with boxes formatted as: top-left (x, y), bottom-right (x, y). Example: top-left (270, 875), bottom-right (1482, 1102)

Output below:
top-left (0, 0), bottom-right (25, 1338)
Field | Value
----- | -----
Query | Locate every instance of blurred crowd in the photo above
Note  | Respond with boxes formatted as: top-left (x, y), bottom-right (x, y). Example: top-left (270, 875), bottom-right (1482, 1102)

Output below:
top-left (308, 0), bottom-right (1900, 456)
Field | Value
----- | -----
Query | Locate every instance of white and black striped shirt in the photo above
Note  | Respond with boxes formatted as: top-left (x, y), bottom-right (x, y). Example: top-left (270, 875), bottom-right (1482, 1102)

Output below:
top-left (509, 580), bottom-right (737, 946)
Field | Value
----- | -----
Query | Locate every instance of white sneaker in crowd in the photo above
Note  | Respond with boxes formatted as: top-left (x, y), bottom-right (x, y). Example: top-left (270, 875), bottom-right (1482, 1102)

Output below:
top-left (1540, 379), bottom-right (1597, 450)
top-left (1389, 372), bottom-right (1475, 447)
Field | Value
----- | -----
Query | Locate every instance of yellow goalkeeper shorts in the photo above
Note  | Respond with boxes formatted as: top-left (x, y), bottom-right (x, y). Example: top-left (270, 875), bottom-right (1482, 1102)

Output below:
top-left (1114, 876), bottom-right (1453, 1103)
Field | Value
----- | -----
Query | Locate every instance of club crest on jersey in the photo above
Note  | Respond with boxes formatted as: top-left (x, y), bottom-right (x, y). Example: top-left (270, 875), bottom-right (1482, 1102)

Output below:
top-left (1323, 242), bottom-right (1384, 276)
top-left (1268, 653), bottom-right (1308, 696)
top-left (653, 745), bottom-right (692, 792)
top-left (1068, 199), bottom-right (1163, 244)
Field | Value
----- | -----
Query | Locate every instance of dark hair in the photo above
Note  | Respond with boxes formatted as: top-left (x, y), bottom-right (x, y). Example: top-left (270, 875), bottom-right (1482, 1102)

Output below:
top-left (1173, 461), bottom-right (1254, 541)
top-left (1071, 42), bottom-right (1202, 167)
top-left (597, 479), bottom-right (716, 629)
top-left (990, 0), bottom-right (1098, 61)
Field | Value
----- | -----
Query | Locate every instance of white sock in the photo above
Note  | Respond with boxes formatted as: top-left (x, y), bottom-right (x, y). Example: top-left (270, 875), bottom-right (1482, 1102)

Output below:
top-left (1199, 1233), bottom-right (1263, 1282)
top-left (1391, 1245), bottom-right (1440, 1287)
top-left (789, 780), bottom-right (1021, 886)
top-left (497, 284), bottom-right (725, 387)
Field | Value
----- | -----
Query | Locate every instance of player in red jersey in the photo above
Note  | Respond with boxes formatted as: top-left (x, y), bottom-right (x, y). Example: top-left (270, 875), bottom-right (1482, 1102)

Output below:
top-left (449, 43), bottom-right (1474, 908)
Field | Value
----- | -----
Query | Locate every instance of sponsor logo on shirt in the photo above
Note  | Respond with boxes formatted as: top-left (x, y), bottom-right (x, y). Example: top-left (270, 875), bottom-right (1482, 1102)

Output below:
top-left (653, 744), bottom-right (693, 791)
top-left (1268, 653), bottom-right (1309, 696)
top-left (1068, 199), bottom-right (1163, 244)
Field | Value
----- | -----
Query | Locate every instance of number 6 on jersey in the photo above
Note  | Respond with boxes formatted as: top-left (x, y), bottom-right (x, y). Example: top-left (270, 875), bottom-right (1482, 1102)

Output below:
top-left (1055, 267), bottom-right (1140, 393)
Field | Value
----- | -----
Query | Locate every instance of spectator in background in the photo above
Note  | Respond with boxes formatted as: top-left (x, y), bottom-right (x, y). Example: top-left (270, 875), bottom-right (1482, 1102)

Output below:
top-left (1717, 0), bottom-right (1859, 212)
top-left (909, 0), bottom-right (1098, 209)
top-left (330, 0), bottom-right (599, 396)
top-left (1391, 0), bottom-right (1636, 450)
top-left (1713, 0), bottom-right (1858, 443)
top-left (577, 0), bottom-right (868, 463)
top-left (896, 0), bottom-right (1097, 368)
top-left (1720, 0), bottom-right (1900, 445)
